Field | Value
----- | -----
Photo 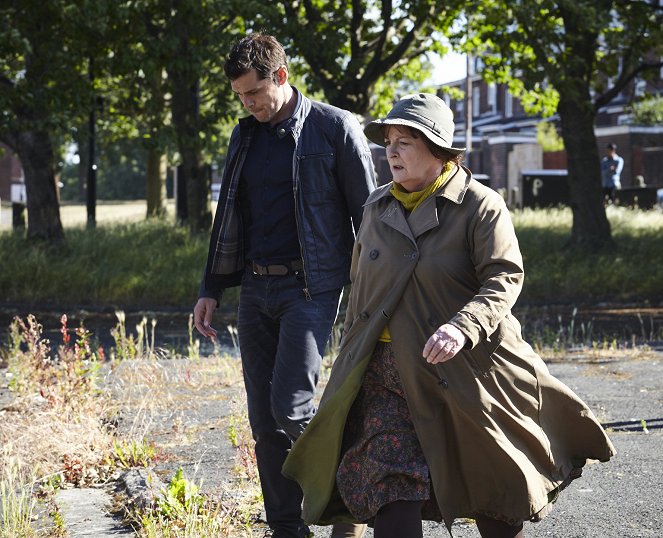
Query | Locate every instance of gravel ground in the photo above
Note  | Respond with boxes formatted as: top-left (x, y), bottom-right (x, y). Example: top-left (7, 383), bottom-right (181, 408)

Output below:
top-left (53, 350), bottom-right (662, 537)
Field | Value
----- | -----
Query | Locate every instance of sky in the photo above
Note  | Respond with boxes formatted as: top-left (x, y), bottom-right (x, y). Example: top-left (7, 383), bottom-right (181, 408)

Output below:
top-left (429, 51), bottom-right (467, 85)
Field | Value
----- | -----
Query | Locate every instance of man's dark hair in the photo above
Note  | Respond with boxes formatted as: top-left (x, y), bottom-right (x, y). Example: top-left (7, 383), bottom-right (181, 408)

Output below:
top-left (607, 142), bottom-right (617, 151)
top-left (224, 33), bottom-right (287, 81)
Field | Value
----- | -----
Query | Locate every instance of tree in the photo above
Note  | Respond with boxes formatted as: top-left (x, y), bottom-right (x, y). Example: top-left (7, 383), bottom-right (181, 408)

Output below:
top-left (0, 0), bottom-right (123, 240)
top-left (159, 0), bottom-right (243, 233)
top-left (99, 1), bottom-right (176, 219)
top-left (0, 1), bottom-right (78, 240)
top-left (463, 0), bottom-right (663, 249)
top-left (629, 94), bottom-right (663, 125)
top-left (261, 0), bottom-right (465, 116)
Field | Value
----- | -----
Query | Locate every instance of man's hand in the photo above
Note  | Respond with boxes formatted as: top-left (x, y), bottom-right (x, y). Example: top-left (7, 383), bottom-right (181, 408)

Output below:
top-left (193, 297), bottom-right (218, 340)
top-left (423, 323), bottom-right (467, 364)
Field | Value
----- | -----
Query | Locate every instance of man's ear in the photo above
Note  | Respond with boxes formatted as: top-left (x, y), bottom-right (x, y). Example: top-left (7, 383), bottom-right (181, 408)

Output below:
top-left (274, 65), bottom-right (288, 86)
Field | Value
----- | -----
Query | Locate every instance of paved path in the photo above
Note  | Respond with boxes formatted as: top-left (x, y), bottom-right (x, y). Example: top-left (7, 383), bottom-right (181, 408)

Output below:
top-left (54, 351), bottom-right (663, 537)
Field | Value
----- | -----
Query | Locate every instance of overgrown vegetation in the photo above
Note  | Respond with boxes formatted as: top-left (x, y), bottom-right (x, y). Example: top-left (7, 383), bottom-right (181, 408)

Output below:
top-left (512, 206), bottom-right (663, 305)
top-left (0, 215), bottom-right (224, 308)
top-left (0, 313), bottom-right (260, 537)
top-left (2, 205), bottom-right (662, 308)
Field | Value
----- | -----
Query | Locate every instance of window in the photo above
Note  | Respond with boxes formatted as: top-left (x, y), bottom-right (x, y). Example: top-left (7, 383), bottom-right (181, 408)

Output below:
top-left (473, 85), bottom-right (481, 117)
top-left (488, 83), bottom-right (497, 114)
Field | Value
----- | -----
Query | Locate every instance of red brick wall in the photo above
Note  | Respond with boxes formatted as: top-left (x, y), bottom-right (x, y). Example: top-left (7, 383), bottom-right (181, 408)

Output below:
top-left (543, 151), bottom-right (567, 169)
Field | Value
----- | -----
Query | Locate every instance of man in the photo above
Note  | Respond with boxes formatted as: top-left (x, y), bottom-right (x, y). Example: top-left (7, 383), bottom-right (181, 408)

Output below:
top-left (601, 142), bottom-right (624, 203)
top-left (193, 34), bottom-right (375, 538)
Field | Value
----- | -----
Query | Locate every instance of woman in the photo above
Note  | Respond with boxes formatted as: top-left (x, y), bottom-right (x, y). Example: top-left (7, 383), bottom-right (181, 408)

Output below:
top-left (282, 93), bottom-right (615, 538)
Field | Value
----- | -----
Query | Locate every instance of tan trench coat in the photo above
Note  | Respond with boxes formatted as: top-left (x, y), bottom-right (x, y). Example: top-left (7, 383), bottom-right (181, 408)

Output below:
top-left (282, 166), bottom-right (615, 531)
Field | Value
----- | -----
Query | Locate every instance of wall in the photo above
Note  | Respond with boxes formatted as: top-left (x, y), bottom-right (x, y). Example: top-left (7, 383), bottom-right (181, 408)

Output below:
top-left (0, 144), bottom-right (24, 202)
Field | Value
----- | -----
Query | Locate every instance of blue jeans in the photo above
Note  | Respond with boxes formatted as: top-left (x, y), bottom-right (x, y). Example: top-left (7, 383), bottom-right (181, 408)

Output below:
top-left (237, 269), bottom-right (342, 537)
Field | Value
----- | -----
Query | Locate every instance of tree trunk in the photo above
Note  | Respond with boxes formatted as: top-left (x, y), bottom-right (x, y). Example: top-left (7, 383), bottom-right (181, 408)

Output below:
top-left (170, 76), bottom-right (211, 233)
top-left (16, 129), bottom-right (64, 242)
top-left (146, 149), bottom-right (167, 218)
top-left (557, 94), bottom-right (612, 250)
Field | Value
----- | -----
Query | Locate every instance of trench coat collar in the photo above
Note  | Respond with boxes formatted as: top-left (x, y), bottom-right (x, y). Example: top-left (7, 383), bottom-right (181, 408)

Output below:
top-left (366, 165), bottom-right (471, 241)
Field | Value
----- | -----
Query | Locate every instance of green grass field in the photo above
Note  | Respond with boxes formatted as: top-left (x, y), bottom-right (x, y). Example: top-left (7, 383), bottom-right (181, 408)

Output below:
top-left (1, 201), bottom-right (662, 309)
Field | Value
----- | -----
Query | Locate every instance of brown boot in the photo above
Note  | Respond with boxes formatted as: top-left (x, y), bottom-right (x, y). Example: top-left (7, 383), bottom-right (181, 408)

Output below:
top-left (330, 522), bottom-right (367, 538)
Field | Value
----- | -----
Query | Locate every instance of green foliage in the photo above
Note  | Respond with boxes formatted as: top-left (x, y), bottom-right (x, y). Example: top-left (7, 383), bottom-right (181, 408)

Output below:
top-left (536, 121), bottom-right (564, 152)
top-left (3, 315), bottom-right (102, 403)
top-left (113, 439), bottom-right (156, 469)
top-left (1, 459), bottom-right (37, 538)
top-left (0, 0), bottom-right (104, 143)
top-left (0, 218), bottom-right (221, 308)
top-left (370, 56), bottom-right (438, 118)
top-left (2, 207), bottom-right (663, 313)
top-left (157, 468), bottom-right (204, 520)
top-left (59, 138), bottom-right (151, 202)
top-left (628, 95), bottom-right (663, 126)
top-left (111, 311), bottom-right (159, 361)
top-left (512, 207), bottom-right (663, 305)
top-left (462, 0), bottom-right (663, 117)
top-left (258, 0), bottom-right (464, 114)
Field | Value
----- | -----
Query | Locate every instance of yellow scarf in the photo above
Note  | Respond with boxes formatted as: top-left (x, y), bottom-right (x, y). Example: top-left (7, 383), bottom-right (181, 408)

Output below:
top-left (379, 163), bottom-right (454, 343)
top-left (389, 162), bottom-right (453, 213)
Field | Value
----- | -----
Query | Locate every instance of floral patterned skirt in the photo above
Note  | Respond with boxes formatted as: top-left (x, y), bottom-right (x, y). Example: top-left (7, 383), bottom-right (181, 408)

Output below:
top-left (336, 342), bottom-right (432, 521)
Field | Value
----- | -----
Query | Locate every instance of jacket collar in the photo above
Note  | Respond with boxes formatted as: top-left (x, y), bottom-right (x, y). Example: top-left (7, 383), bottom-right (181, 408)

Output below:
top-left (369, 165), bottom-right (472, 242)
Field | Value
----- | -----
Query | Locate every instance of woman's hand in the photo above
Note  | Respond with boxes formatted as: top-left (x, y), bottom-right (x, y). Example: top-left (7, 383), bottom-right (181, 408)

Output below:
top-left (423, 323), bottom-right (468, 364)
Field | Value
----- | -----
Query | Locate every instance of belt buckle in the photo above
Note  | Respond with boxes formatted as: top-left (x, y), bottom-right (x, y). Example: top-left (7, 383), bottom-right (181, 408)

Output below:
top-left (251, 261), bottom-right (265, 275)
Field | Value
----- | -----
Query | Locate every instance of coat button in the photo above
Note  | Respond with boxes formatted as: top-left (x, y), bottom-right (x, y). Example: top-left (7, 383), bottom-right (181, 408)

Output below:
top-left (369, 249), bottom-right (379, 260)
top-left (438, 379), bottom-right (449, 389)
top-left (410, 252), bottom-right (418, 261)
top-left (428, 317), bottom-right (438, 327)
top-left (359, 311), bottom-right (369, 321)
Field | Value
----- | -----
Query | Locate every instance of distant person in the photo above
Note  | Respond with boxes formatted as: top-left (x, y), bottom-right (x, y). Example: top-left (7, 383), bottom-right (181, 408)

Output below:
top-left (283, 93), bottom-right (616, 538)
top-left (601, 142), bottom-right (624, 202)
top-left (193, 33), bottom-right (375, 538)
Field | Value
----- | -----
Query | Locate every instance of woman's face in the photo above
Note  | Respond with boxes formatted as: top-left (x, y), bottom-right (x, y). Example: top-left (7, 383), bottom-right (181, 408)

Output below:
top-left (384, 125), bottom-right (444, 192)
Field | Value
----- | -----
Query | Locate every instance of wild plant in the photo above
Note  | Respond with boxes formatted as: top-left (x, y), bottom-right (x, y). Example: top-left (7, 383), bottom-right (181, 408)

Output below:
top-left (133, 468), bottom-right (227, 537)
top-left (111, 311), bottom-right (159, 361)
top-left (187, 314), bottom-right (200, 362)
top-left (113, 439), bottom-right (157, 469)
top-left (0, 455), bottom-right (37, 538)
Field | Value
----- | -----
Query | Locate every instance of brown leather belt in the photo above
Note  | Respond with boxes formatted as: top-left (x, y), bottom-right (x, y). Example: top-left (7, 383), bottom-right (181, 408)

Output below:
top-left (249, 259), bottom-right (304, 276)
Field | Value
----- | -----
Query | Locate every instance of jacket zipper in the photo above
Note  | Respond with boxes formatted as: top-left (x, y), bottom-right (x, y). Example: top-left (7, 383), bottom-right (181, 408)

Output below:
top-left (291, 132), bottom-right (312, 301)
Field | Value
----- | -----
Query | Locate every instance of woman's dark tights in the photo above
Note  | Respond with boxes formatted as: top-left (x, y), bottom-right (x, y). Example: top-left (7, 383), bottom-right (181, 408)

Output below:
top-left (374, 500), bottom-right (424, 538)
top-left (475, 514), bottom-right (524, 538)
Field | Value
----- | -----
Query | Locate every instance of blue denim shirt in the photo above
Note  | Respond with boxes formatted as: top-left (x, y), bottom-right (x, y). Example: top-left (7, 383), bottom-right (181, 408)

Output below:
top-left (200, 88), bottom-right (376, 302)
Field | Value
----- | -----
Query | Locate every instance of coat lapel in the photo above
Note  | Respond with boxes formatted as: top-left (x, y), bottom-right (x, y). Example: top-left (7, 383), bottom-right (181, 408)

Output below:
top-left (379, 199), bottom-right (416, 244)
top-left (407, 195), bottom-right (440, 238)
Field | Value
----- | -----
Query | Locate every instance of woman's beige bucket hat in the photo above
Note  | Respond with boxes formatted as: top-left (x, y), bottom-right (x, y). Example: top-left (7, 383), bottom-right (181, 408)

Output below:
top-left (364, 92), bottom-right (466, 155)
